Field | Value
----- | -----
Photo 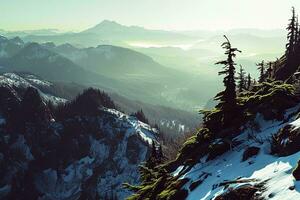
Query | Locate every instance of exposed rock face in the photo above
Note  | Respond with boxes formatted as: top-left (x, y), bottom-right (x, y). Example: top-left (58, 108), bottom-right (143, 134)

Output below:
top-left (242, 146), bottom-right (260, 162)
top-left (293, 160), bottom-right (300, 181)
top-left (0, 73), bottom-right (158, 200)
top-left (271, 118), bottom-right (300, 156)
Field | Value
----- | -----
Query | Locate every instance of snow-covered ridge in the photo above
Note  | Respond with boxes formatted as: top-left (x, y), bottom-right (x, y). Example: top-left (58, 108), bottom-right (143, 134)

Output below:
top-left (174, 105), bottom-right (300, 200)
top-left (0, 73), bottom-right (66, 105)
top-left (104, 108), bottom-right (159, 145)
top-left (0, 83), bottom-right (159, 199)
top-left (33, 108), bottom-right (158, 200)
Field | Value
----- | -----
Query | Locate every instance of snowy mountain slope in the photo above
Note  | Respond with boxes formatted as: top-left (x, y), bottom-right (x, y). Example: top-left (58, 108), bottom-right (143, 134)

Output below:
top-left (127, 79), bottom-right (300, 200)
top-left (172, 105), bottom-right (300, 200)
top-left (32, 108), bottom-right (158, 200)
top-left (0, 72), bottom-right (66, 104)
top-left (0, 75), bottom-right (159, 200)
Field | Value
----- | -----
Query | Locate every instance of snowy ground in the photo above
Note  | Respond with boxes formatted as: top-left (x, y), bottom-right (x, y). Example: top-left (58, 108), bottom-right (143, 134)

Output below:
top-left (174, 106), bottom-right (300, 200)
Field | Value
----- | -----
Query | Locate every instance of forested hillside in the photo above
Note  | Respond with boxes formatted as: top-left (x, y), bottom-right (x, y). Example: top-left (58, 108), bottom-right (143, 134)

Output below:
top-left (126, 7), bottom-right (300, 200)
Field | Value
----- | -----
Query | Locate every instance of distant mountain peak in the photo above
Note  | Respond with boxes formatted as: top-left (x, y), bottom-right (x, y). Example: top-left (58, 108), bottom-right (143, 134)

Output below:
top-left (82, 20), bottom-right (148, 34)
top-left (10, 36), bottom-right (24, 45)
top-left (98, 19), bottom-right (121, 26)
top-left (83, 20), bottom-right (125, 33)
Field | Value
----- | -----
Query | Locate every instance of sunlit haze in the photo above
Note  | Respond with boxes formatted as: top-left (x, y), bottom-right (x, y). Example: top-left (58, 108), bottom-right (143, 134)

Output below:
top-left (1, 0), bottom-right (300, 31)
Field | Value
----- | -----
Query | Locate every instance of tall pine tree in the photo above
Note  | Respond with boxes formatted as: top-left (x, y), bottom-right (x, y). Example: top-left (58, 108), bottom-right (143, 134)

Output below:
top-left (247, 73), bottom-right (252, 90)
top-left (266, 61), bottom-right (273, 79)
top-left (257, 60), bottom-right (265, 83)
top-left (286, 7), bottom-right (297, 58)
top-left (215, 35), bottom-right (241, 126)
top-left (295, 15), bottom-right (299, 45)
top-left (237, 65), bottom-right (246, 93)
top-left (296, 16), bottom-right (300, 46)
top-left (276, 7), bottom-right (299, 81)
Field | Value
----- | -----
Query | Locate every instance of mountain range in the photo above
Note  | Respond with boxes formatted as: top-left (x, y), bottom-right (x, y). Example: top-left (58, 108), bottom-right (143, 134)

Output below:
top-left (0, 35), bottom-right (218, 111)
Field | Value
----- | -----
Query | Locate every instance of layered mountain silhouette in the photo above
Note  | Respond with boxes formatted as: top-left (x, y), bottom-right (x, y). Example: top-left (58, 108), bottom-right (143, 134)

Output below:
top-left (0, 35), bottom-right (213, 110)
top-left (19, 20), bottom-right (193, 47)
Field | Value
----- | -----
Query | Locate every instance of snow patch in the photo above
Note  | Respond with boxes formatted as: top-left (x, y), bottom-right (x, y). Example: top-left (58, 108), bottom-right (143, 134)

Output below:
top-left (174, 106), bottom-right (300, 200)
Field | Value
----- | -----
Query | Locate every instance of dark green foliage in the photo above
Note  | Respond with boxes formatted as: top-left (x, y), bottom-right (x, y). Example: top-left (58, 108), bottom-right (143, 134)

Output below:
top-left (126, 171), bottom-right (189, 200)
top-left (175, 128), bottom-right (213, 165)
top-left (295, 16), bottom-right (300, 45)
top-left (238, 81), bottom-right (297, 121)
top-left (266, 62), bottom-right (273, 79)
top-left (256, 61), bottom-right (265, 83)
top-left (55, 88), bottom-right (116, 119)
top-left (200, 106), bottom-right (245, 137)
top-left (275, 7), bottom-right (300, 81)
top-left (286, 7), bottom-right (297, 58)
top-left (200, 108), bottom-right (223, 133)
top-left (237, 65), bottom-right (246, 93)
top-left (132, 109), bottom-right (149, 124)
top-left (21, 87), bottom-right (51, 124)
top-left (146, 141), bottom-right (158, 169)
top-left (146, 141), bottom-right (165, 169)
top-left (0, 86), bottom-right (21, 131)
top-left (58, 119), bottom-right (91, 167)
top-left (293, 160), bottom-right (300, 181)
top-left (215, 35), bottom-right (241, 127)
top-left (246, 73), bottom-right (252, 90)
top-left (126, 128), bottom-right (216, 200)
top-left (206, 140), bottom-right (231, 161)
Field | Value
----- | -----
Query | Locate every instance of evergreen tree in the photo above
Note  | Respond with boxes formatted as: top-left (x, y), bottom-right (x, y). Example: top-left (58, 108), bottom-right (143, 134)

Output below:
top-left (247, 73), bottom-right (252, 90)
top-left (286, 7), bottom-right (297, 58)
top-left (215, 35), bottom-right (241, 126)
top-left (146, 140), bottom-right (157, 169)
top-left (133, 109), bottom-right (149, 124)
top-left (266, 61), bottom-right (273, 79)
top-left (237, 65), bottom-right (246, 92)
top-left (276, 8), bottom-right (300, 81)
top-left (295, 15), bottom-right (299, 45)
top-left (257, 60), bottom-right (265, 83)
top-left (297, 17), bottom-right (300, 46)
top-left (253, 79), bottom-right (257, 86)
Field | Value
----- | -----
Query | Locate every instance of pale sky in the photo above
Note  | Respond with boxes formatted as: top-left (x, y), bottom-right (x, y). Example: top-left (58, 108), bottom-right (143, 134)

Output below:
top-left (1, 0), bottom-right (300, 31)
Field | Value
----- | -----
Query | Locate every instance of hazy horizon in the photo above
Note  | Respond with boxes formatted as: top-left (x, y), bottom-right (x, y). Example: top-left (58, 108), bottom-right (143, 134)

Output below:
top-left (0, 19), bottom-right (289, 33)
top-left (1, 0), bottom-right (300, 32)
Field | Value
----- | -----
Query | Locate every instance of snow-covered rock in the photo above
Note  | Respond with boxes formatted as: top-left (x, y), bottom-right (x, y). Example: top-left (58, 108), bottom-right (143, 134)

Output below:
top-left (0, 72), bottom-right (66, 105)
top-left (0, 75), bottom-right (159, 200)
top-left (172, 106), bottom-right (300, 200)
